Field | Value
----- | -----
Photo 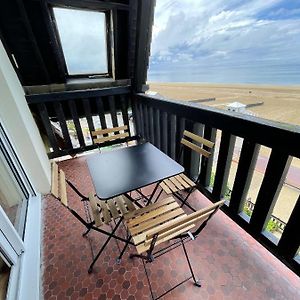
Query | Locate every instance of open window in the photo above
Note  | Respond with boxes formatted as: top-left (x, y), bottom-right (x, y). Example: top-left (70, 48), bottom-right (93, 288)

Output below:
top-left (52, 7), bottom-right (110, 77)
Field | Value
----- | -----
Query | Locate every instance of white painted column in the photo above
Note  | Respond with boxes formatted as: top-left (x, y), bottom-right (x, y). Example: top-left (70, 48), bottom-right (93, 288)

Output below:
top-left (0, 40), bottom-right (51, 193)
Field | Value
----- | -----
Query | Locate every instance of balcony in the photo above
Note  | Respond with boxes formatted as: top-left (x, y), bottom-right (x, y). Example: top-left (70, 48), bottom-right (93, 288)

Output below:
top-left (1, 1), bottom-right (299, 299)
top-left (25, 84), bottom-right (299, 298)
top-left (42, 154), bottom-right (300, 299)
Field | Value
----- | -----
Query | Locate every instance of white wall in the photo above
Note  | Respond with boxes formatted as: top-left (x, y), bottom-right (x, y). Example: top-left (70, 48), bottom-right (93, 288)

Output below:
top-left (0, 40), bottom-right (51, 193)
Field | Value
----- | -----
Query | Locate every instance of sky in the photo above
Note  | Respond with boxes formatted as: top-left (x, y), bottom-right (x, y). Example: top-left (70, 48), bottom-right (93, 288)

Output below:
top-left (53, 7), bottom-right (107, 75)
top-left (148, 0), bottom-right (300, 84)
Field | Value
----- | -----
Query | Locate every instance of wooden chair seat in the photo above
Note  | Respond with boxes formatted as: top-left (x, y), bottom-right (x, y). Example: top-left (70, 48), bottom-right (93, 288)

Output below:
top-left (155, 130), bottom-right (214, 209)
top-left (159, 173), bottom-right (196, 195)
top-left (124, 197), bottom-right (189, 254)
top-left (51, 161), bottom-right (137, 272)
top-left (124, 197), bottom-right (225, 255)
top-left (89, 194), bottom-right (136, 227)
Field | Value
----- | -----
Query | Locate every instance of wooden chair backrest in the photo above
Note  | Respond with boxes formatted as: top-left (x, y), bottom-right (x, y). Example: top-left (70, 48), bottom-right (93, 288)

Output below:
top-left (51, 162), bottom-right (68, 207)
top-left (91, 125), bottom-right (129, 145)
top-left (144, 200), bottom-right (225, 247)
top-left (181, 130), bottom-right (214, 158)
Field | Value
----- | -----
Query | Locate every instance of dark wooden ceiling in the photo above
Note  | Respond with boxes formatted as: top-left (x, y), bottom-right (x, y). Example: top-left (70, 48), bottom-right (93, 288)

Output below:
top-left (0, 0), bottom-right (150, 88)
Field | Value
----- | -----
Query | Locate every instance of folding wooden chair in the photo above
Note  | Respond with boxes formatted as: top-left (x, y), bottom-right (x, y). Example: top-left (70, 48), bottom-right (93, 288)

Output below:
top-left (50, 162), bottom-right (136, 273)
top-left (156, 130), bottom-right (214, 210)
top-left (91, 125), bottom-right (130, 151)
top-left (122, 197), bottom-right (225, 300)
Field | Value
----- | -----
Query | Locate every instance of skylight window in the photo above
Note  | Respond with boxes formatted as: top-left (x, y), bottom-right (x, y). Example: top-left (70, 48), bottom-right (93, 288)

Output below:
top-left (53, 7), bottom-right (108, 75)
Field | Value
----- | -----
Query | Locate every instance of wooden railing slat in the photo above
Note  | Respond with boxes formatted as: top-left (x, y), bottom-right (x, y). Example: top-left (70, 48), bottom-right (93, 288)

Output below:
top-left (212, 132), bottom-right (236, 200)
top-left (37, 103), bottom-right (59, 153)
top-left (53, 101), bottom-right (72, 150)
top-left (229, 140), bottom-right (260, 214)
top-left (68, 99), bottom-right (85, 148)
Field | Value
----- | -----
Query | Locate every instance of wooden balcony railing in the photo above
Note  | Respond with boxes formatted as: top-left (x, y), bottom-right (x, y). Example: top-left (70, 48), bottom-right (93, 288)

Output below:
top-left (26, 86), bottom-right (137, 158)
top-left (133, 93), bottom-right (300, 276)
top-left (26, 87), bottom-right (300, 275)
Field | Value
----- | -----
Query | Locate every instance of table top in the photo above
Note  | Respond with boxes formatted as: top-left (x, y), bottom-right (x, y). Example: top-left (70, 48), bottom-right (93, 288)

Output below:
top-left (87, 142), bottom-right (184, 200)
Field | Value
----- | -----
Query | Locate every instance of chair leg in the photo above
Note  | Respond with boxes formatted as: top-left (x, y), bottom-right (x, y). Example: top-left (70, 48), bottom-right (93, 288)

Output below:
top-left (153, 189), bottom-right (163, 203)
top-left (180, 187), bottom-right (195, 208)
top-left (142, 258), bottom-right (155, 300)
top-left (82, 227), bottom-right (91, 237)
top-left (181, 239), bottom-right (201, 287)
top-left (116, 235), bottom-right (132, 264)
top-left (88, 218), bottom-right (122, 273)
top-left (173, 192), bottom-right (196, 212)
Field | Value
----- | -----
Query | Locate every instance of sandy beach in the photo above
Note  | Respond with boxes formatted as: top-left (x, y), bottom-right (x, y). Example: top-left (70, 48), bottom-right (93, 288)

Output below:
top-left (149, 82), bottom-right (300, 126)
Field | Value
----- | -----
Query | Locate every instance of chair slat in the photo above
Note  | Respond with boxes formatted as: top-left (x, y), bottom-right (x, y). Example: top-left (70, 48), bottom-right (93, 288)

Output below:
top-left (91, 125), bottom-right (128, 136)
top-left (127, 201), bottom-right (180, 228)
top-left (122, 196), bottom-right (136, 212)
top-left (124, 197), bottom-right (175, 220)
top-left (175, 174), bottom-right (191, 189)
top-left (164, 178), bottom-right (179, 193)
top-left (98, 201), bottom-right (111, 224)
top-left (169, 176), bottom-right (185, 190)
top-left (136, 224), bottom-right (195, 254)
top-left (93, 132), bottom-right (129, 144)
top-left (181, 138), bottom-right (211, 158)
top-left (183, 130), bottom-right (214, 148)
top-left (179, 173), bottom-right (196, 187)
top-left (51, 162), bottom-right (59, 198)
top-left (145, 211), bottom-right (212, 246)
top-left (107, 198), bottom-right (120, 219)
top-left (131, 209), bottom-right (186, 243)
top-left (59, 170), bottom-right (68, 207)
top-left (89, 193), bottom-right (103, 227)
top-left (146, 200), bottom-right (225, 240)
top-left (159, 181), bottom-right (172, 194)
top-left (115, 196), bottom-right (128, 215)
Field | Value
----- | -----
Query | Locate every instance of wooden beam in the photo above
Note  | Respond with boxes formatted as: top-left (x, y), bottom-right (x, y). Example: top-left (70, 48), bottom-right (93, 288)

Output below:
top-left (46, 0), bottom-right (129, 11)
top-left (40, 0), bottom-right (67, 81)
top-left (16, 0), bottom-right (51, 82)
top-left (26, 86), bottom-right (131, 103)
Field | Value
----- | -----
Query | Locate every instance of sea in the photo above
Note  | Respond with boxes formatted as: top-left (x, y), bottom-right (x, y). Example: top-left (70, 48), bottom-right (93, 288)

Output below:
top-left (148, 63), bottom-right (300, 85)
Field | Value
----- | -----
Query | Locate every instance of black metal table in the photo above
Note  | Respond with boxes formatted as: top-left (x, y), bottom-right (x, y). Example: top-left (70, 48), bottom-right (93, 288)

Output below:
top-left (86, 142), bottom-right (184, 266)
top-left (87, 142), bottom-right (184, 201)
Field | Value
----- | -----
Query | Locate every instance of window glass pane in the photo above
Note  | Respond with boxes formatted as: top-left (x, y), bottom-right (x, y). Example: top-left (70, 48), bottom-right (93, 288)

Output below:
top-left (0, 255), bottom-right (10, 300)
top-left (53, 7), bottom-right (108, 75)
top-left (0, 154), bottom-right (24, 231)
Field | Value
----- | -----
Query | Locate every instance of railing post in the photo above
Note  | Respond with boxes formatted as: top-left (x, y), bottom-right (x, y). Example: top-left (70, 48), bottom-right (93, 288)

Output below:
top-left (199, 127), bottom-right (216, 188)
top-left (212, 131), bottom-right (236, 200)
top-left (229, 140), bottom-right (260, 214)
top-left (190, 123), bottom-right (204, 181)
top-left (277, 196), bottom-right (300, 259)
top-left (250, 151), bottom-right (292, 233)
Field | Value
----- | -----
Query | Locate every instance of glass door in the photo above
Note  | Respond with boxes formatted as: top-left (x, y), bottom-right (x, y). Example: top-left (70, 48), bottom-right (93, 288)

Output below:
top-left (0, 122), bottom-right (34, 300)
top-left (0, 255), bottom-right (11, 300)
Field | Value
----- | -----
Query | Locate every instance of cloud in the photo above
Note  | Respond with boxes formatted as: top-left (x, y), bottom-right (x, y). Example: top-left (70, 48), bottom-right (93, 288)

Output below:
top-left (149, 0), bottom-right (300, 84)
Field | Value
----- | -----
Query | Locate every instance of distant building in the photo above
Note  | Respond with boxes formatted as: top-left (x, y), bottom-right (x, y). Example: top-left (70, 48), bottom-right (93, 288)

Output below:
top-left (226, 101), bottom-right (255, 116)
top-left (226, 102), bottom-right (247, 113)
top-left (146, 90), bottom-right (165, 99)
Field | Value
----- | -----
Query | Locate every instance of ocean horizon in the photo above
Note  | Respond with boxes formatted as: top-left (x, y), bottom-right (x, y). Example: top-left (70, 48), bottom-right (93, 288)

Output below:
top-left (148, 64), bottom-right (300, 86)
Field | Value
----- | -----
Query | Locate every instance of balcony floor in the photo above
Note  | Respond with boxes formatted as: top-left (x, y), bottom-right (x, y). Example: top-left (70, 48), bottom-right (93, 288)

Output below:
top-left (42, 154), bottom-right (300, 300)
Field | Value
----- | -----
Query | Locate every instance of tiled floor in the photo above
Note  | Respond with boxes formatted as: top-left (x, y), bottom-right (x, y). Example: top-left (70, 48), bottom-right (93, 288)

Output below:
top-left (42, 154), bottom-right (300, 300)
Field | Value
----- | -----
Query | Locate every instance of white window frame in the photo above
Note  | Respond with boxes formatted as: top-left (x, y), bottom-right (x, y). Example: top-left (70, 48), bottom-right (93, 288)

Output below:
top-left (0, 122), bottom-right (41, 300)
